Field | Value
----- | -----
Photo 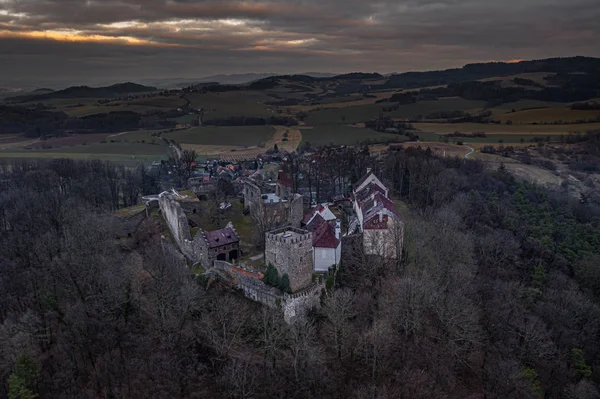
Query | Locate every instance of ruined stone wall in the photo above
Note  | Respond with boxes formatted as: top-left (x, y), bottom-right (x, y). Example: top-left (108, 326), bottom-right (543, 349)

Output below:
top-left (265, 227), bottom-right (313, 293)
top-left (211, 261), bottom-right (323, 323)
top-left (159, 194), bottom-right (192, 251)
top-left (288, 194), bottom-right (304, 228)
top-left (243, 179), bottom-right (263, 214)
top-left (282, 281), bottom-right (325, 323)
top-left (212, 261), bottom-right (281, 308)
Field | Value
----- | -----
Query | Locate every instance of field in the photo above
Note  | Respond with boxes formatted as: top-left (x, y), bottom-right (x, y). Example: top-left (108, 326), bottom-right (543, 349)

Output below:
top-left (107, 129), bottom-right (165, 142)
top-left (300, 125), bottom-right (405, 147)
top-left (492, 108), bottom-right (600, 124)
top-left (388, 98), bottom-right (487, 119)
top-left (185, 91), bottom-right (275, 119)
top-left (0, 141), bottom-right (172, 164)
top-left (164, 126), bottom-right (275, 146)
top-left (305, 98), bottom-right (488, 125)
top-left (414, 122), bottom-right (600, 140)
top-left (24, 133), bottom-right (110, 149)
top-left (178, 125), bottom-right (301, 161)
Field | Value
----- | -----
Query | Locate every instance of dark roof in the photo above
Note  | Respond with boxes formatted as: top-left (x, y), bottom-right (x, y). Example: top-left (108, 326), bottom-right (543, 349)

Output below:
top-left (312, 221), bottom-right (340, 248)
top-left (278, 171), bottom-right (293, 188)
top-left (305, 213), bottom-right (326, 232)
top-left (204, 227), bottom-right (239, 248)
top-left (364, 213), bottom-right (390, 230)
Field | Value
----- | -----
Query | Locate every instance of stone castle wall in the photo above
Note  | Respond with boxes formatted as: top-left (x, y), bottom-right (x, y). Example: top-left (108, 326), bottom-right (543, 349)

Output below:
top-left (158, 193), bottom-right (210, 265)
top-left (265, 227), bottom-right (313, 293)
top-left (211, 260), bottom-right (323, 323)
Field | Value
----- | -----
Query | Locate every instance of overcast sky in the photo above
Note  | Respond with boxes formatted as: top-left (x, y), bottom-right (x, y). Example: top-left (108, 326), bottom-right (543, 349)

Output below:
top-left (1, 0), bottom-right (599, 86)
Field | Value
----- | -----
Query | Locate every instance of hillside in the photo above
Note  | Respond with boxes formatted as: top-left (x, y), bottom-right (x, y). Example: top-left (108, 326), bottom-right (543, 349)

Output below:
top-left (6, 82), bottom-right (157, 103)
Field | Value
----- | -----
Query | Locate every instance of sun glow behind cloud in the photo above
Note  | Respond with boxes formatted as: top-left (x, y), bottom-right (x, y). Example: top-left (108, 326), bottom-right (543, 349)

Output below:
top-left (0, 28), bottom-right (166, 46)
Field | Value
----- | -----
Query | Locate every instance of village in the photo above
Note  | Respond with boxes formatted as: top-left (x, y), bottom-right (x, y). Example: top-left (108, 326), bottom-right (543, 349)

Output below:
top-left (140, 150), bottom-right (405, 322)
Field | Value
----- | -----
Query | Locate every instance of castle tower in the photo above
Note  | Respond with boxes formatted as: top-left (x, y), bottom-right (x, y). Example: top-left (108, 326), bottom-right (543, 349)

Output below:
top-left (265, 227), bottom-right (313, 293)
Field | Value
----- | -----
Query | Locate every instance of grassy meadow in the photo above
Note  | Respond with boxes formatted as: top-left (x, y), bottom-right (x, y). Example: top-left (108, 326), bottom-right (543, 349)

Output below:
top-left (164, 126), bottom-right (275, 147)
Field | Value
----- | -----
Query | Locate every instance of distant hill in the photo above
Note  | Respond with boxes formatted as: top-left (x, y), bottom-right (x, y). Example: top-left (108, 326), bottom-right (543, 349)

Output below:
top-left (32, 88), bottom-right (54, 93)
top-left (6, 82), bottom-right (157, 103)
top-left (384, 56), bottom-right (600, 89)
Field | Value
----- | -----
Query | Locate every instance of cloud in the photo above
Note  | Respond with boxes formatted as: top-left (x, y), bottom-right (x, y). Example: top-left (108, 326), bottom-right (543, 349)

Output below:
top-left (0, 0), bottom-right (599, 85)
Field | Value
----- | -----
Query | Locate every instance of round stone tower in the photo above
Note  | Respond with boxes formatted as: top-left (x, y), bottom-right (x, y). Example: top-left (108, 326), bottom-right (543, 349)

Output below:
top-left (265, 226), bottom-right (313, 293)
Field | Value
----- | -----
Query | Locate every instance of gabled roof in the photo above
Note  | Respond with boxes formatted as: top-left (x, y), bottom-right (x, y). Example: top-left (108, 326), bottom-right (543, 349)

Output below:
top-left (354, 171), bottom-right (374, 191)
top-left (204, 227), bottom-right (239, 248)
top-left (305, 213), bottom-right (326, 232)
top-left (312, 221), bottom-right (340, 249)
top-left (364, 212), bottom-right (391, 230)
top-left (354, 171), bottom-right (388, 196)
top-left (355, 182), bottom-right (387, 204)
top-left (361, 192), bottom-right (397, 218)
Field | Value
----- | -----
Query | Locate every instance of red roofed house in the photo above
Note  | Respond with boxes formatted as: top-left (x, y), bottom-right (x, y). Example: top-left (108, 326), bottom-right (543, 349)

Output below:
top-left (306, 214), bottom-right (341, 272)
top-left (353, 170), bottom-right (403, 258)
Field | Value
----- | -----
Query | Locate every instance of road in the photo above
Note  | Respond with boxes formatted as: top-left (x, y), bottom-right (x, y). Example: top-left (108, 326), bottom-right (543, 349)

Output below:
top-left (464, 144), bottom-right (475, 159)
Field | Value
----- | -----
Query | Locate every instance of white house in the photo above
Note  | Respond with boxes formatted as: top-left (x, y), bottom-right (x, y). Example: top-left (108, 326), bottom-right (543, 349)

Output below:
top-left (353, 170), bottom-right (403, 258)
top-left (305, 214), bottom-right (341, 272)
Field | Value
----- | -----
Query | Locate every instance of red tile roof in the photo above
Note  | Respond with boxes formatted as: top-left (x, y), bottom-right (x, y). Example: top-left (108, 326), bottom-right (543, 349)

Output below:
top-left (355, 182), bottom-right (387, 203)
top-left (204, 227), bottom-right (239, 248)
top-left (278, 171), bottom-right (293, 188)
top-left (312, 221), bottom-right (340, 248)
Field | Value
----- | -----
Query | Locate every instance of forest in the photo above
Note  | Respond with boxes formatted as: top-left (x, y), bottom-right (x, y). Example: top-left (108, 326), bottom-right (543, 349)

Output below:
top-left (1, 147), bottom-right (600, 398)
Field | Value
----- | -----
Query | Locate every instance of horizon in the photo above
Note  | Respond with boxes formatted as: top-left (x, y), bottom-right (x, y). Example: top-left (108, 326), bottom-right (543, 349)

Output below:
top-left (2, 0), bottom-right (599, 87)
top-left (2, 55), bottom-right (597, 91)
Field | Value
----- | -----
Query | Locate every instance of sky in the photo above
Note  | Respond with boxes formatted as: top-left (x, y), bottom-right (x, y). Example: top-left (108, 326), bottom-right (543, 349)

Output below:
top-left (1, 0), bottom-right (599, 86)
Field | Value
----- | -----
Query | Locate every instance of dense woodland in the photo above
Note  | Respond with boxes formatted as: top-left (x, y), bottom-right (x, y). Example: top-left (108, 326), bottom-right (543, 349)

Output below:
top-left (1, 147), bottom-right (600, 398)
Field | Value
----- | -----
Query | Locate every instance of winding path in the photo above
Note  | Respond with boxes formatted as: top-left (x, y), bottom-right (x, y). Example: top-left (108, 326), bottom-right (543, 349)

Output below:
top-left (464, 144), bottom-right (475, 159)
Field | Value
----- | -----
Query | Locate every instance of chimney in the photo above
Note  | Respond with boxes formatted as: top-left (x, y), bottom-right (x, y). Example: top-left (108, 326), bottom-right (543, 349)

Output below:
top-left (335, 219), bottom-right (341, 240)
top-left (378, 211), bottom-right (382, 223)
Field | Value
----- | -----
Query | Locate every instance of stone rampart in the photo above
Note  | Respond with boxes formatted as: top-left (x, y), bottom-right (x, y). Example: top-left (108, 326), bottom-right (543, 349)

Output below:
top-left (209, 260), bottom-right (323, 323)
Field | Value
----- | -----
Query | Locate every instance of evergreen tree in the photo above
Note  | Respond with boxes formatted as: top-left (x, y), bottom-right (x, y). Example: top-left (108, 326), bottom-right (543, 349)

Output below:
top-left (8, 354), bottom-right (39, 399)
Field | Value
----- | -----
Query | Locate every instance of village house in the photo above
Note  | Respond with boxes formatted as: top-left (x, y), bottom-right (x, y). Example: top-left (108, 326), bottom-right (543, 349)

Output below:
top-left (353, 170), bottom-right (403, 258)
top-left (305, 214), bottom-right (341, 272)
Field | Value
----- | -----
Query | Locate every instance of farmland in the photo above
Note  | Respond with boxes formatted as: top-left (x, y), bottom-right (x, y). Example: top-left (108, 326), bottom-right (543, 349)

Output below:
top-left (185, 91), bottom-right (275, 119)
top-left (300, 125), bottom-right (405, 147)
top-left (491, 108), bottom-right (600, 124)
top-left (164, 126), bottom-right (275, 147)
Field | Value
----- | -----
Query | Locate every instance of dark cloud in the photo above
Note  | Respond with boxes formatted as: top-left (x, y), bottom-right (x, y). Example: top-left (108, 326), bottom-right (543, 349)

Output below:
top-left (0, 0), bottom-right (599, 86)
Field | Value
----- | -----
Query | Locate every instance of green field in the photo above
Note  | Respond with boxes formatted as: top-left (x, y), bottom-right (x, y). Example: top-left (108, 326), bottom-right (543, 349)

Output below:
top-left (165, 126), bottom-right (275, 146)
top-left (414, 122), bottom-right (600, 135)
top-left (413, 122), bottom-right (600, 144)
top-left (488, 100), bottom-right (567, 115)
top-left (388, 98), bottom-right (487, 119)
top-left (306, 104), bottom-right (383, 125)
top-left (492, 108), bottom-right (600, 124)
top-left (186, 91), bottom-right (274, 119)
top-left (300, 126), bottom-right (406, 147)
top-left (37, 142), bottom-right (171, 155)
top-left (306, 98), bottom-right (488, 125)
top-left (107, 129), bottom-right (165, 142)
